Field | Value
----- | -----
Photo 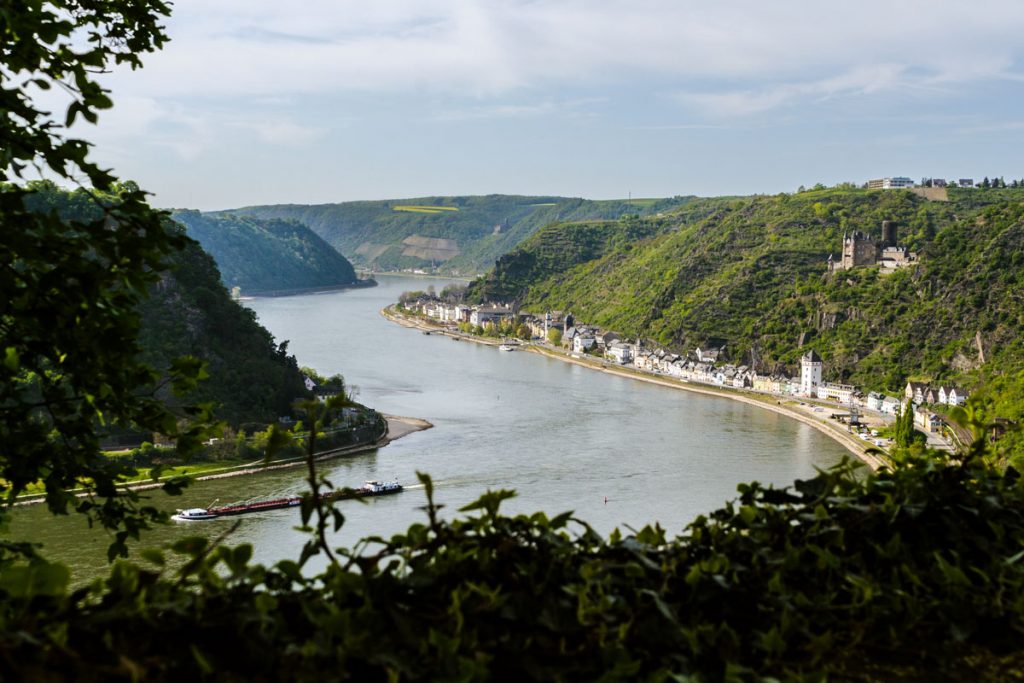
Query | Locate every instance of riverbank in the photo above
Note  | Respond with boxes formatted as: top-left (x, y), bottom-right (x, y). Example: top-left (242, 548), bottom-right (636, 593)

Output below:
top-left (13, 415), bottom-right (433, 507)
top-left (365, 271), bottom-right (473, 282)
top-left (382, 306), bottom-right (886, 470)
top-left (243, 278), bottom-right (377, 299)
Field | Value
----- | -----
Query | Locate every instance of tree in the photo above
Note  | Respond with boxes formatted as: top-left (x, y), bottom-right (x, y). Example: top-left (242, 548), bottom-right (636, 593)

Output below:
top-left (1, 0), bottom-right (212, 560)
top-left (547, 328), bottom-right (563, 345)
top-left (894, 401), bottom-right (918, 448)
top-left (440, 283), bottom-right (467, 303)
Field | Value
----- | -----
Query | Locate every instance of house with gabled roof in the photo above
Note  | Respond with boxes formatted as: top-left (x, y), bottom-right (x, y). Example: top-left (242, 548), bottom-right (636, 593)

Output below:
top-left (695, 345), bottom-right (723, 363)
top-left (881, 396), bottom-right (903, 415)
top-left (866, 392), bottom-right (885, 412)
top-left (572, 332), bottom-right (596, 354)
top-left (944, 386), bottom-right (969, 406)
top-left (607, 342), bottom-right (633, 365)
top-left (905, 381), bottom-right (929, 404)
top-left (562, 326), bottom-right (578, 349)
top-left (914, 406), bottom-right (944, 433)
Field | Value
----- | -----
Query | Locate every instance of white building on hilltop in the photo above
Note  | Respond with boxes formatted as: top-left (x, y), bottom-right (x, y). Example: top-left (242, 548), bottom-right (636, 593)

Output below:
top-left (800, 350), bottom-right (823, 397)
top-left (867, 176), bottom-right (914, 189)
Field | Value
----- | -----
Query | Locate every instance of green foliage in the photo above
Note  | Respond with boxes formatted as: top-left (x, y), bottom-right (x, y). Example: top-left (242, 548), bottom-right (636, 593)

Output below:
top-left (471, 189), bottom-right (1024, 460)
top-left (547, 328), bottom-right (563, 345)
top-left (0, 0), bottom-right (209, 556)
top-left (5, 430), bottom-right (1024, 680)
top-left (228, 195), bottom-right (699, 274)
top-left (893, 401), bottom-right (922, 448)
top-left (172, 210), bottom-right (362, 294)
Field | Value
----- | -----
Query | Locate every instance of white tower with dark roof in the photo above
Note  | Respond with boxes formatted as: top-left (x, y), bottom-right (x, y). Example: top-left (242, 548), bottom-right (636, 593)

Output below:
top-left (800, 350), bottom-right (823, 397)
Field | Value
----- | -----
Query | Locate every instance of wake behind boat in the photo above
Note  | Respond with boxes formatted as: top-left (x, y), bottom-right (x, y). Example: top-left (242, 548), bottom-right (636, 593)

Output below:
top-left (172, 480), bottom-right (403, 521)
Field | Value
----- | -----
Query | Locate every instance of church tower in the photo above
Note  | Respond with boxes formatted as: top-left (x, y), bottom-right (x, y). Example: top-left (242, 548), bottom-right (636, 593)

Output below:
top-left (800, 350), bottom-right (823, 397)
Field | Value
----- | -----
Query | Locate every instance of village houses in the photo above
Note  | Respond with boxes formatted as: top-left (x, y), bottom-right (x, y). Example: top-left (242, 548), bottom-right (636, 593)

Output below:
top-left (401, 296), bottom-right (969, 432)
top-left (905, 381), bottom-right (969, 407)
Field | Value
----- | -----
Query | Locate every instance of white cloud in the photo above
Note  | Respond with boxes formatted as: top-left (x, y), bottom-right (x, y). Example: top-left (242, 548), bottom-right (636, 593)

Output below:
top-left (86, 97), bottom-right (214, 162)
top-left (677, 64), bottom-right (912, 116)
top-left (102, 0), bottom-right (1024, 106)
top-left (71, 0), bottom-right (1024, 207)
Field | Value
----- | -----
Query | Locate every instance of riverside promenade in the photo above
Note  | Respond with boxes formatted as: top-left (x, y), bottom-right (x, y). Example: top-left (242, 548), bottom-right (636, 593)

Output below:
top-left (382, 306), bottom-right (887, 470)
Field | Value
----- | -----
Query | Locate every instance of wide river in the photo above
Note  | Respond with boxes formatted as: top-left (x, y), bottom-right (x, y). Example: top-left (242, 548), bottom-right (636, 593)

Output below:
top-left (15, 275), bottom-right (847, 581)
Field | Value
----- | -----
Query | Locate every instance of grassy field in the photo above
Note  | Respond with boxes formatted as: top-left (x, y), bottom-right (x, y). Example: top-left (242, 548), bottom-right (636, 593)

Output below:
top-left (13, 459), bottom-right (256, 496)
top-left (596, 198), bottom-right (663, 207)
top-left (392, 205), bottom-right (461, 214)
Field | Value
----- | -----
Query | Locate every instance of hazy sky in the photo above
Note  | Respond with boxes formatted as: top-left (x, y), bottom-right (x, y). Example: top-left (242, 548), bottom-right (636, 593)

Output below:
top-left (76, 0), bottom-right (1024, 209)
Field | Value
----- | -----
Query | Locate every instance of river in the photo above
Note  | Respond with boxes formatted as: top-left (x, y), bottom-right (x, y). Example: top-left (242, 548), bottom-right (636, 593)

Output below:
top-left (12, 275), bottom-right (848, 581)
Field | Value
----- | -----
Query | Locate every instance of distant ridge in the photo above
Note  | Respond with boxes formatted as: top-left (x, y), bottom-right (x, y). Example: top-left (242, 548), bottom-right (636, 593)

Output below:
top-left (172, 210), bottom-right (364, 295)
top-left (222, 194), bottom-right (694, 275)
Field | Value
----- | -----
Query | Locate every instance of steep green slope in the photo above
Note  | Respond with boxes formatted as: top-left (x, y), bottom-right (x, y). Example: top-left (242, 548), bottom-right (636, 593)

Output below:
top-left (471, 188), bottom-right (1024, 400)
top-left (225, 194), bottom-right (693, 275)
top-left (172, 210), bottom-right (361, 295)
top-left (24, 185), bottom-right (310, 427)
top-left (137, 240), bottom-right (310, 427)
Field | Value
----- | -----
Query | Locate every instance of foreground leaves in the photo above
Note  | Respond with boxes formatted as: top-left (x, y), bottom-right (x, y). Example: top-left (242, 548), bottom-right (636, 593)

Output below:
top-left (2, 454), bottom-right (1024, 681)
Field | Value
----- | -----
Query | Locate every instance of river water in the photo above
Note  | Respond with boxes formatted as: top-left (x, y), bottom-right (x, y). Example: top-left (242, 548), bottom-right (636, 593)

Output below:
top-left (12, 275), bottom-right (847, 581)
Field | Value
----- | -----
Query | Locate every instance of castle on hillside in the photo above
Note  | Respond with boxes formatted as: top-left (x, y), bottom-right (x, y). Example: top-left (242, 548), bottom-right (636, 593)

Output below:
top-left (828, 220), bottom-right (917, 273)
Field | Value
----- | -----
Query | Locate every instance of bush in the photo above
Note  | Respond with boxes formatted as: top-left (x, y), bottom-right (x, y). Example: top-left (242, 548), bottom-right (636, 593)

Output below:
top-left (5, 446), bottom-right (1024, 681)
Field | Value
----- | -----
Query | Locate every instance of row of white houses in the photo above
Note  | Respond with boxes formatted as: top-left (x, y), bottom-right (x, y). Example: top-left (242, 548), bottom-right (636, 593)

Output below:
top-left (406, 298), bottom-right (970, 420)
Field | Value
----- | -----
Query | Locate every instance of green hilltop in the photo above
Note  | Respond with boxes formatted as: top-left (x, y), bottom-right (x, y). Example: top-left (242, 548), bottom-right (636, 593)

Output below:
top-left (222, 194), bottom-right (693, 275)
top-left (468, 187), bottom-right (1024, 452)
top-left (171, 210), bottom-right (362, 296)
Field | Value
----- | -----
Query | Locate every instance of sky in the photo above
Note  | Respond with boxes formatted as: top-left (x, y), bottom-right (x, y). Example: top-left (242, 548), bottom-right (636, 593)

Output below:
top-left (72, 0), bottom-right (1024, 209)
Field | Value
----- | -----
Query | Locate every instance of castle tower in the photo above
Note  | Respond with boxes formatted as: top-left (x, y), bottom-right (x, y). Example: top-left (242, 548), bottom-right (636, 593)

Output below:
top-left (841, 231), bottom-right (880, 269)
top-left (800, 350), bottom-right (823, 397)
top-left (881, 220), bottom-right (898, 248)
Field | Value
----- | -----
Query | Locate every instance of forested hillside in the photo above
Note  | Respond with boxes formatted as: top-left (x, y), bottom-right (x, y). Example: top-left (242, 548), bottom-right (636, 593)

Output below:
top-left (24, 184), bottom-right (310, 427)
top-left (137, 240), bottom-right (311, 427)
top-left (469, 188), bottom-right (1024, 407)
top-left (226, 194), bottom-right (692, 274)
top-left (172, 210), bottom-right (362, 295)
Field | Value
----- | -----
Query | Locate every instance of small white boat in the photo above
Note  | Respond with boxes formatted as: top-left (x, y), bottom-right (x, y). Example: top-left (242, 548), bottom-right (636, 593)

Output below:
top-left (357, 479), bottom-right (403, 495)
top-left (172, 507), bottom-right (218, 521)
top-left (498, 344), bottom-right (515, 352)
